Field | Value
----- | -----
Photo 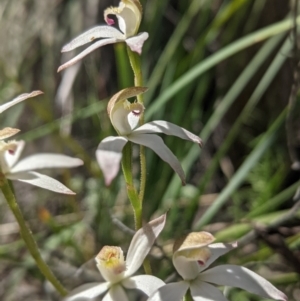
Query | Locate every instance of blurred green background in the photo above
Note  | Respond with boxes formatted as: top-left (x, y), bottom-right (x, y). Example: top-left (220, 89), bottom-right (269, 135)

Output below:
top-left (0, 0), bottom-right (299, 300)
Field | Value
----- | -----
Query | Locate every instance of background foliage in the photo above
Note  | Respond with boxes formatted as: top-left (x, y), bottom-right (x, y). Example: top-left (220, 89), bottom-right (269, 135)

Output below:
top-left (0, 0), bottom-right (299, 300)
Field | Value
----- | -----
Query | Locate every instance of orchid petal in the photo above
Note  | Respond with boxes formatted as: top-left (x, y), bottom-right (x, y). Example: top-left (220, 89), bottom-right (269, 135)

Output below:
top-left (104, 0), bottom-right (142, 37)
top-left (172, 232), bottom-right (218, 279)
top-left (58, 38), bottom-right (118, 72)
top-left (124, 214), bottom-right (166, 277)
top-left (133, 120), bottom-right (202, 146)
top-left (0, 127), bottom-right (20, 140)
top-left (10, 154), bottom-right (83, 173)
top-left (198, 242), bottom-right (237, 272)
top-left (1, 140), bottom-right (25, 173)
top-left (103, 285), bottom-right (128, 301)
top-left (128, 133), bottom-right (186, 185)
top-left (190, 278), bottom-right (229, 301)
top-left (107, 87), bottom-right (147, 117)
top-left (96, 136), bottom-right (128, 185)
top-left (201, 265), bottom-right (287, 301)
top-left (147, 281), bottom-right (189, 301)
top-left (0, 91), bottom-right (43, 114)
top-left (7, 171), bottom-right (76, 195)
top-left (64, 282), bottom-right (109, 301)
top-left (61, 26), bottom-right (125, 52)
top-left (108, 87), bottom-right (147, 134)
top-left (125, 32), bottom-right (149, 55)
top-left (173, 232), bottom-right (215, 253)
top-left (173, 254), bottom-right (201, 280)
top-left (122, 275), bottom-right (165, 296)
top-left (110, 101), bottom-right (143, 135)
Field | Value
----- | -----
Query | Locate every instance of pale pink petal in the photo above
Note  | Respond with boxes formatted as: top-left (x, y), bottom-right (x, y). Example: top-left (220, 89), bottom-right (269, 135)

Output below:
top-left (124, 214), bottom-right (166, 277)
top-left (58, 38), bottom-right (118, 72)
top-left (197, 242), bottom-right (237, 273)
top-left (190, 278), bottom-right (229, 301)
top-left (0, 91), bottom-right (43, 113)
top-left (103, 285), bottom-right (128, 301)
top-left (125, 32), bottom-right (149, 54)
top-left (63, 282), bottom-right (109, 301)
top-left (95, 136), bottom-right (128, 186)
top-left (133, 120), bottom-right (202, 146)
top-left (7, 171), bottom-right (76, 195)
top-left (10, 154), bottom-right (83, 173)
top-left (61, 26), bottom-right (125, 52)
top-left (122, 275), bottom-right (165, 296)
top-left (128, 133), bottom-right (186, 185)
top-left (201, 265), bottom-right (287, 301)
top-left (147, 282), bottom-right (189, 301)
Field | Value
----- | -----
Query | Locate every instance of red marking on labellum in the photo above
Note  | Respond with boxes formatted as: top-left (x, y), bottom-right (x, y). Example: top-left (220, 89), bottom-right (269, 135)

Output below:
top-left (106, 17), bottom-right (115, 26)
top-left (8, 150), bottom-right (15, 155)
top-left (132, 110), bottom-right (141, 116)
top-left (197, 260), bottom-right (205, 266)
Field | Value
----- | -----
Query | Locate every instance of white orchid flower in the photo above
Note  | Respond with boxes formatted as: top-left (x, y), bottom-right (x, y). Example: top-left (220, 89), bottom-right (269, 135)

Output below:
top-left (64, 214), bottom-right (166, 301)
top-left (0, 128), bottom-right (20, 156)
top-left (58, 0), bottom-right (148, 72)
top-left (0, 91), bottom-right (43, 155)
top-left (148, 232), bottom-right (287, 301)
top-left (96, 87), bottom-right (202, 186)
top-left (0, 140), bottom-right (83, 195)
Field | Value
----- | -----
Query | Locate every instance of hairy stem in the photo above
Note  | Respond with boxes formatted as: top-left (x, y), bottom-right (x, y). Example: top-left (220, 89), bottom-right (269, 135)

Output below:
top-left (126, 47), bottom-right (152, 275)
top-left (126, 47), bottom-right (147, 225)
top-left (121, 142), bottom-right (142, 229)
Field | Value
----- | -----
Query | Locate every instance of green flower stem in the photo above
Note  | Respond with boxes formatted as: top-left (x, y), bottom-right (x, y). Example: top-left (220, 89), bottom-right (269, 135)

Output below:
top-left (126, 47), bottom-right (147, 225)
top-left (121, 142), bottom-right (142, 229)
top-left (184, 290), bottom-right (193, 301)
top-left (0, 174), bottom-right (68, 296)
top-left (126, 47), bottom-right (151, 275)
top-left (126, 47), bottom-right (143, 91)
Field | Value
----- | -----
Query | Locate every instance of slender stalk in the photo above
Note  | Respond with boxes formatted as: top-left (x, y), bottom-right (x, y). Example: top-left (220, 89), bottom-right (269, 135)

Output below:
top-left (126, 47), bottom-right (147, 225)
top-left (0, 174), bottom-right (68, 296)
top-left (126, 46), bottom-right (151, 275)
top-left (121, 142), bottom-right (142, 229)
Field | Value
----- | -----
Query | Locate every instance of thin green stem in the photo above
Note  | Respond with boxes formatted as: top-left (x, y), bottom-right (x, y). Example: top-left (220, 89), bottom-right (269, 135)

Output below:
top-left (127, 47), bottom-right (143, 90)
top-left (126, 47), bottom-right (147, 225)
top-left (126, 46), bottom-right (150, 275)
top-left (121, 142), bottom-right (142, 229)
top-left (0, 174), bottom-right (68, 296)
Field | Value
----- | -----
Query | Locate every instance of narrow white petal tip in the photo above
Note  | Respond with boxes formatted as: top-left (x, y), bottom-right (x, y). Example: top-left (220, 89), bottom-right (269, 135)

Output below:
top-left (65, 190), bottom-right (76, 195)
top-left (30, 90), bottom-right (44, 97)
top-left (57, 65), bottom-right (66, 73)
top-left (74, 158), bottom-right (84, 166)
top-left (126, 32), bottom-right (149, 55)
top-left (61, 45), bottom-right (70, 52)
top-left (232, 241), bottom-right (238, 248)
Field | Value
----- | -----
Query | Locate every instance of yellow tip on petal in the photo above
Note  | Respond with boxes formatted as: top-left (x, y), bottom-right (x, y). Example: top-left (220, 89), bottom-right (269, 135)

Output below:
top-left (0, 128), bottom-right (20, 140)
top-left (173, 232), bottom-right (215, 253)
